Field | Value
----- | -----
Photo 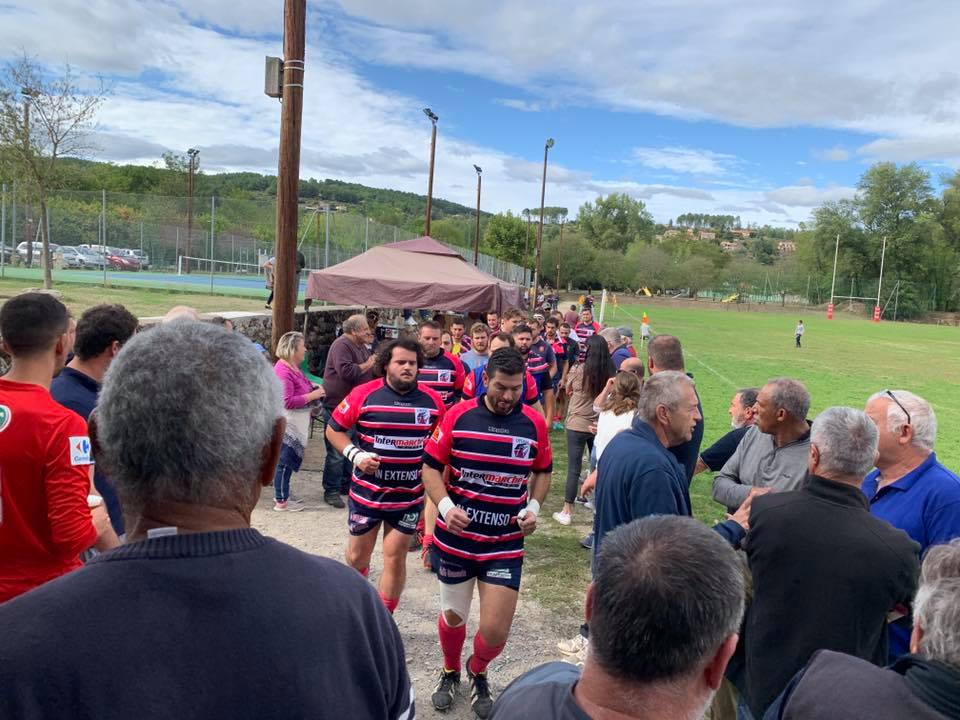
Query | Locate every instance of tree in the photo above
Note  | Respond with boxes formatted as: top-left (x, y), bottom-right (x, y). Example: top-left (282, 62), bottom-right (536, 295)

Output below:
top-left (0, 56), bottom-right (105, 288)
top-left (483, 212), bottom-right (527, 265)
top-left (627, 244), bottom-right (672, 292)
top-left (578, 193), bottom-right (655, 252)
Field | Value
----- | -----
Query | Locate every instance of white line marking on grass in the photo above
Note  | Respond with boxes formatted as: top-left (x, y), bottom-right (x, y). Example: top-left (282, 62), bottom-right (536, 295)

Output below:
top-left (615, 306), bottom-right (739, 389)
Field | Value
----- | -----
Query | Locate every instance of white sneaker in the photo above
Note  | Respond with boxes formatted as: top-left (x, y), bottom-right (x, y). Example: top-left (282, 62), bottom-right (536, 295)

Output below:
top-left (287, 498), bottom-right (306, 509)
top-left (557, 634), bottom-right (587, 655)
top-left (552, 511), bottom-right (572, 526)
top-left (273, 501), bottom-right (304, 513)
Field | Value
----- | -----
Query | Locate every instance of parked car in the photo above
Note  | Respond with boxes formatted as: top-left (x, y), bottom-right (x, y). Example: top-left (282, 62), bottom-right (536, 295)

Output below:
top-left (17, 241), bottom-right (62, 263)
top-left (105, 249), bottom-right (140, 271)
top-left (121, 249), bottom-right (150, 269)
top-left (75, 246), bottom-right (107, 269)
top-left (57, 246), bottom-right (86, 268)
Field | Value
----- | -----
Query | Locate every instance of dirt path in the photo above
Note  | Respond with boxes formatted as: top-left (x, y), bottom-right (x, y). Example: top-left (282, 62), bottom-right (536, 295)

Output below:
top-left (252, 443), bottom-right (578, 718)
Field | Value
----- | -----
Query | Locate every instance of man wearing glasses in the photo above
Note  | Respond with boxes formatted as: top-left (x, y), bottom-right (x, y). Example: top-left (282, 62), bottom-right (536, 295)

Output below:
top-left (863, 389), bottom-right (960, 659)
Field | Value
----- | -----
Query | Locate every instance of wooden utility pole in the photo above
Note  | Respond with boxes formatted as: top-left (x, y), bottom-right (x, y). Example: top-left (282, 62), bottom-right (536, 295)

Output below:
top-left (555, 217), bottom-right (565, 291)
top-left (271, 0), bottom-right (307, 354)
top-left (186, 149), bottom-right (198, 272)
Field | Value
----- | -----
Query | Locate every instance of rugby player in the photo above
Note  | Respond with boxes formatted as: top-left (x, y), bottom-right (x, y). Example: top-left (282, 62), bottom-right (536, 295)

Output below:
top-left (422, 348), bottom-right (553, 718)
top-left (450, 316), bottom-right (471, 355)
top-left (325, 338), bottom-right (445, 613)
top-left (463, 333), bottom-right (542, 413)
top-left (518, 320), bottom-right (556, 422)
top-left (573, 308), bottom-right (601, 362)
top-left (417, 321), bottom-right (467, 568)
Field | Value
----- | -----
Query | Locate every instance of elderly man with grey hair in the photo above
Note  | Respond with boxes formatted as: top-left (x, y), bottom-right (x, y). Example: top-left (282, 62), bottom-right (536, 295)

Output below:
top-left (599, 326), bottom-right (631, 369)
top-left (741, 406), bottom-right (920, 717)
top-left (591, 371), bottom-right (709, 564)
top-left (712, 377), bottom-right (811, 511)
top-left (862, 390), bottom-right (960, 660)
top-left (764, 538), bottom-right (960, 719)
top-left (320, 313), bottom-right (376, 507)
top-left (0, 322), bottom-right (414, 720)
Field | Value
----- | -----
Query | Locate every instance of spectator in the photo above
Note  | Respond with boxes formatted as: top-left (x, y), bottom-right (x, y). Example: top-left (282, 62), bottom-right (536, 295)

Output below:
top-left (591, 371), bottom-right (703, 563)
top-left (441, 330), bottom-right (453, 354)
top-left (0, 293), bottom-right (117, 603)
top-left (210, 315), bottom-right (234, 331)
top-left (647, 335), bottom-right (704, 484)
top-left (51, 303), bottom-right (139, 536)
top-left (695, 387), bottom-right (759, 476)
top-left (272, 331), bottom-right (325, 512)
top-left (449, 315), bottom-right (471, 356)
top-left (563, 304), bottom-right (579, 326)
top-left (494, 516), bottom-right (745, 720)
top-left (321, 314), bottom-right (376, 508)
top-left (262, 255), bottom-right (275, 308)
top-left (485, 310), bottom-right (500, 333)
top-left (162, 305), bottom-right (200, 323)
top-left (616, 325), bottom-right (637, 357)
top-left (600, 327), bottom-right (630, 369)
top-left (742, 407), bottom-right (920, 717)
top-left (711, 378), bottom-right (810, 511)
top-left (764, 539), bottom-right (960, 720)
top-left (863, 389), bottom-right (960, 658)
top-left (573, 308), bottom-right (601, 362)
top-left (460, 322), bottom-right (492, 372)
top-left (553, 335), bottom-right (614, 526)
top-left (0, 321), bottom-right (414, 719)
top-left (500, 308), bottom-right (525, 335)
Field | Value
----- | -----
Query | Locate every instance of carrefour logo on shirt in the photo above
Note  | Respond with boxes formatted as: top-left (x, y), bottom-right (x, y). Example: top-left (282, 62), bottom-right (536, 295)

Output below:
top-left (0, 405), bottom-right (10, 433)
top-left (69, 436), bottom-right (93, 466)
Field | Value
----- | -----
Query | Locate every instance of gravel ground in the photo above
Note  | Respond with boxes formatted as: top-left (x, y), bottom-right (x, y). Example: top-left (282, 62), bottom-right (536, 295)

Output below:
top-left (252, 443), bottom-right (578, 719)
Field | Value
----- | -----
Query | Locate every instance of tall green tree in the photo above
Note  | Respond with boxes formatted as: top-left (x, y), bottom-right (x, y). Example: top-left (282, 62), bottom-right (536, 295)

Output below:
top-left (483, 211), bottom-right (527, 265)
top-left (577, 193), bottom-right (654, 252)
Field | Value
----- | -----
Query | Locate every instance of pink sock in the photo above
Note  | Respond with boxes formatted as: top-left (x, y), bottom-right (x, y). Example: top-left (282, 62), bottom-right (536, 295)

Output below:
top-left (438, 614), bottom-right (467, 672)
top-left (380, 592), bottom-right (399, 614)
top-left (423, 534), bottom-right (434, 548)
top-left (358, 566), bottom-right (369, 578)
top-left (468, 632), bottom-right (505, 675)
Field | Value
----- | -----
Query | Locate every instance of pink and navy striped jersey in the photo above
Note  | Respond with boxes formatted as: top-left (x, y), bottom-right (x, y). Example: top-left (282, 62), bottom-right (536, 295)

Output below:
top-left (525, 338), bottom-right (555, 386)
top-left (461, 366), bottom-right (540, 405)
top-left (574, 321), bottom-right (601, 361)
top-left (330, 378), bottom-right (445, 513)
top-left (424, 397), bottom-right (552, 561)
top-left (417, 350), bottom-right (466, 408)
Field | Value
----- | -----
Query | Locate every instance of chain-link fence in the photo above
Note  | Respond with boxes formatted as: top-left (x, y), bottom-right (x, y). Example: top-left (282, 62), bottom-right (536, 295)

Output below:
top-left (0, 187), bottom-right (526, 290)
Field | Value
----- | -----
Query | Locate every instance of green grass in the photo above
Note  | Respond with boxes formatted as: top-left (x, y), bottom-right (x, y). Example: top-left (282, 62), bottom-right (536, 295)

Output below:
top-left (523, 296), bottom-right (960, 615)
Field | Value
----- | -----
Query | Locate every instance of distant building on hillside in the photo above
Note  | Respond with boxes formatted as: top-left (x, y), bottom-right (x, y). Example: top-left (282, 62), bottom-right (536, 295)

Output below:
top-left (778, 241), bottom-right (797, 254)
top-left (663, 228), bottom-right (683, 238)
top-left (730, 228), bottom-right (754, 239)
top-left (720, 241), bottom-right (743, 252)
top-left (698, 230), bottom-right (716, 241)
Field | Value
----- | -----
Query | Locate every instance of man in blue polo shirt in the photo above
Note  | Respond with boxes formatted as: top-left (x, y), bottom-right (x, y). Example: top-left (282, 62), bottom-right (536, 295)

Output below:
top-left (51, 304), bottom-right (138, 536)
top-left (863, 389), bottom-right (960, 659)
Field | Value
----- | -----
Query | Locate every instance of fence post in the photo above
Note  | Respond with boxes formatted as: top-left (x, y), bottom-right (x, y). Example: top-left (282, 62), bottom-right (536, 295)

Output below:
top-left (209, 196), bottom-right (216, 293)
top-left (102, 189), bottom-right (107, 286)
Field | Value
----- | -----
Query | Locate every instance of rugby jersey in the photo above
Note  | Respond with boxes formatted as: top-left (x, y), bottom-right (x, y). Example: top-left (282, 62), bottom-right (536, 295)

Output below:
top-left (526, 339), bottom-right (555, 391)
top-left (451, 335), bottom-right (472, 356)
top-left (330, 378), bottom-right (445, 513)
top-left (424, 397), bottom-right (552, 561)
top-left (574, 321), bottom-right (601, 361)
top-left (417, 350), bottom-right (466, 408)
top-left (462, 366), bottom-right (540, 405)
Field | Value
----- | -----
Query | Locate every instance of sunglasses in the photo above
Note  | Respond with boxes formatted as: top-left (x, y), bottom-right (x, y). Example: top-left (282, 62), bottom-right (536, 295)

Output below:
top-left (884, 389), bottom-right (911, 425)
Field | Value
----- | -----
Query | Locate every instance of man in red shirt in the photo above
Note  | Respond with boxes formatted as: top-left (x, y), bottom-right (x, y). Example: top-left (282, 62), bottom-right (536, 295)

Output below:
top-left (0, 293), bottom-right (115, 602)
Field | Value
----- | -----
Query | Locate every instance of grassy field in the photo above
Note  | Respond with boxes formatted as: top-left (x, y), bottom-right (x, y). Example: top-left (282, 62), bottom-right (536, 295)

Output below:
top-left (524, 296), bottom-right (960, 614)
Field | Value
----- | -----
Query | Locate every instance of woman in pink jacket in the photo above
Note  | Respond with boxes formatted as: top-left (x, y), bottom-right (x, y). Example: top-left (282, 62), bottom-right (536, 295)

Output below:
top-left (273, 332), bottom-right (325, 511)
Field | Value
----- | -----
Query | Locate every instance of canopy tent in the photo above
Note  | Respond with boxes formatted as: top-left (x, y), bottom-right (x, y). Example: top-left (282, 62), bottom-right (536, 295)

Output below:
top-left (305, 236), bottom-right (523, 311)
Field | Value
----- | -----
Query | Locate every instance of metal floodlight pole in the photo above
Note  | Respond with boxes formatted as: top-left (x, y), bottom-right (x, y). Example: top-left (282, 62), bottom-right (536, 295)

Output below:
top-left (556, 217), bottom-right (565, 291)
top-left (102, 190), bottom-right (107, 286)
top-left (186, 147), bottom-right (199, 273)
top-left (533, 137), bottom-right (554, 297)
top-left (324, 204), bottom-right (330, 267)
top-left (423, 107), bottom-right (438, 236)
top-left (473, 164), bottom-right (482, 266)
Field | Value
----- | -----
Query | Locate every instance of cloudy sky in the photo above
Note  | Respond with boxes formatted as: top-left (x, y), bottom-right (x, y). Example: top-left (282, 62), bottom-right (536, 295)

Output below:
top-left (2, 0), bottom-right (959, 226)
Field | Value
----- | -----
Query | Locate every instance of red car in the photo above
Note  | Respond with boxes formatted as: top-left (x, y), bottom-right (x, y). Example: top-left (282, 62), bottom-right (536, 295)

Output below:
top-left (106, 250), bottom-right (141, 271)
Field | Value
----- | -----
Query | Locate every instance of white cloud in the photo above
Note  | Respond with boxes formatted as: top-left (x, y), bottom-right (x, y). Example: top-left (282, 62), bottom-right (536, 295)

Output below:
top-left (632, 146), bottom-right (737, 176)
top-left (494, 98), bottom-right (548, 112)
top-left (814, 146), bottom-right (851, 162)
top-left (856, 135), bottom-right (960, 167)
top-left (765, 184), bottom-right (857, 207)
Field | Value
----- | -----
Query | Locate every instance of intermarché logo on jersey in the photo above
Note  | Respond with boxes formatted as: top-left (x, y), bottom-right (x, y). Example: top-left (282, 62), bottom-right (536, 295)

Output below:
top-left (0, 405), bottom-right (10, 433)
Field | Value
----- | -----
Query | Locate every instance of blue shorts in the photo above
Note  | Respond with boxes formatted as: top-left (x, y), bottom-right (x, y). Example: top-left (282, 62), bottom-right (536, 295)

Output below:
top-left (347, 495), bottom-right (422, 536)
top-left (435, 548), bottom-right (523, 592)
